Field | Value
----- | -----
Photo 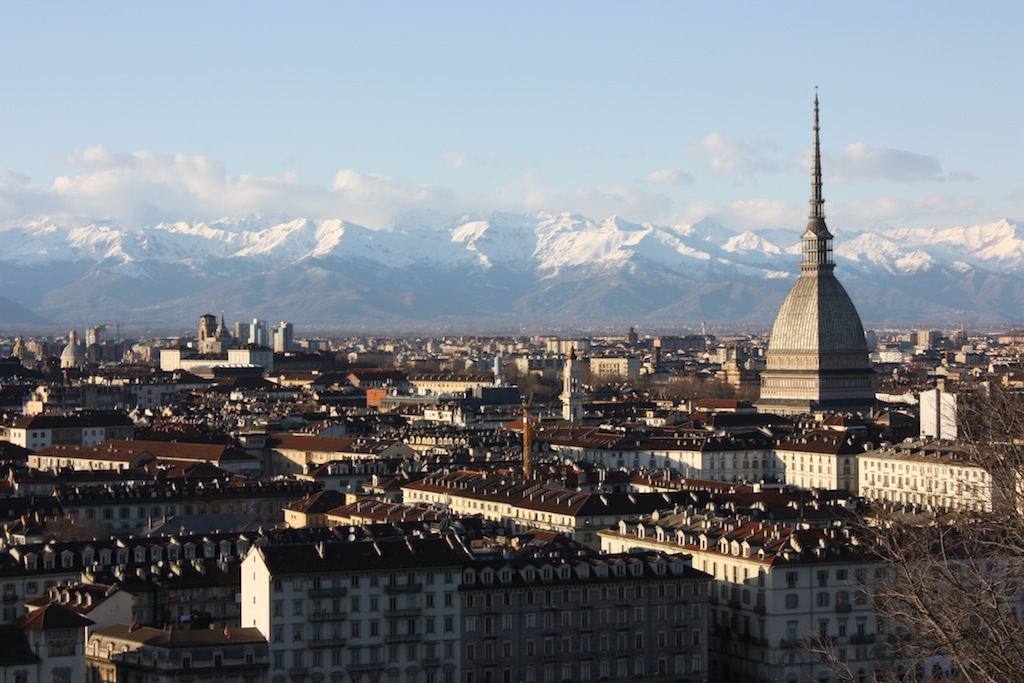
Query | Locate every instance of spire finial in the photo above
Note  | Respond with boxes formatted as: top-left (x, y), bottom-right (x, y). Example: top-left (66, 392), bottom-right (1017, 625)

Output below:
top-left (801, 91), bottom-right (833, 270)
top-left (810, 91), bottom-right (824, 220)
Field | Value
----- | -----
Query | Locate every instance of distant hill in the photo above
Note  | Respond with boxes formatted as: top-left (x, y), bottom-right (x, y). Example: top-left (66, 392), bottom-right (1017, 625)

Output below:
top-left (0, 295), bottom-right (51, 326)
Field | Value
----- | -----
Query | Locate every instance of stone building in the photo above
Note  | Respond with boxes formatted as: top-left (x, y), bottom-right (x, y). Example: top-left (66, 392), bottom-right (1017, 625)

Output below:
top-left (460, 551), bottom-right (710, 683)
top-left (87, 624), bottom-right (268, 683)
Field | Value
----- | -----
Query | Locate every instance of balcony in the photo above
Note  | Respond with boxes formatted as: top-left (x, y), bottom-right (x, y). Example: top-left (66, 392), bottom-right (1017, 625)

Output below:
top-left (851, 634), bottom-right (876, 644)
top-left (753, 604), bottom-right (766, 615)
top-left (835, 603), bottom-right (852, 613)
top-left (727, 598), bottom-right (741, 610)
top-left (384, 583), bottom-right (423, 594)
top-left (385, 632), bottom-right (423, 644)
top-left (348, 662), bottom-right (386, 674)
top-left (308, 585), bottom-right (348, 598)
top-left (738, 633), bottom-right (769, 648)
top-left (2, 593), bottom-right (19, 604)
top-left (288, 667), bottom-right (310, 676)
top-left (422, 657), bottom-right (442, 668)
top-left (385, 608), bottom-right (423, 618)
top-left (309, 611), bottom-right (346, 622)
top-left (309, 636), bottom-right (347, 648)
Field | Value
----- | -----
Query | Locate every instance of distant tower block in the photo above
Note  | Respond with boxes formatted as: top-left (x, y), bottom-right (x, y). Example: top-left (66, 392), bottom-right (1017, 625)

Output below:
top-left (920, 387), bottom-right (958, 440)
top-left (562, 348), bottom-right (584, 422)
top-left (756, 95), bottom-right (875, 416)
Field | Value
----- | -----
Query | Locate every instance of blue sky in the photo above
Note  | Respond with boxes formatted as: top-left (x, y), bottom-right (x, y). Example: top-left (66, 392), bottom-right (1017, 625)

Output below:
top-left (1, 2), bottom-right (1020, 232)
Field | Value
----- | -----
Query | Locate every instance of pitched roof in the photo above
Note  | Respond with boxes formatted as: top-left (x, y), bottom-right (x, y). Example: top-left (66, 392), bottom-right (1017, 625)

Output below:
top-left (16, 602), bottom-right (94, 630)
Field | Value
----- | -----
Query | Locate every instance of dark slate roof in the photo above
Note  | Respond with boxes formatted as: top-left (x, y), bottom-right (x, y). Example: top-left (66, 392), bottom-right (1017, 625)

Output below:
top-left (93, 624), bottom-right (266, 647)
top-left (285, 489), bottom-right (349, 515)
top-left (258, 535), bottom-right (468, 575)
top-left (0, 624), bottom-right (39, 665)
top-left (11, 411), bottom-right (134, 430)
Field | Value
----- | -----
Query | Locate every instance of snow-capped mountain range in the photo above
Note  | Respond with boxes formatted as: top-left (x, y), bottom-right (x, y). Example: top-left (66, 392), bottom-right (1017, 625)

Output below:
top-left (1, 213), bottom-right (1021, 330)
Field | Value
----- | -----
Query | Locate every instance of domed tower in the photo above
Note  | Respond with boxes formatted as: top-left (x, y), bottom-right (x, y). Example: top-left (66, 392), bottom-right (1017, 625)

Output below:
top-left (756, 95), bottom-right (874, 416)
top-left (60, 330), bottom-right (85, 369)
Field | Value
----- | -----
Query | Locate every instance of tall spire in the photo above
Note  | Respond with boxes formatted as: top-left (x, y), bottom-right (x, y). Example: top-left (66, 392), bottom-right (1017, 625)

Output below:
top-left (810, 90), bottom-right (824, 221)
top-left (801, 90), bottom-right (833, 270)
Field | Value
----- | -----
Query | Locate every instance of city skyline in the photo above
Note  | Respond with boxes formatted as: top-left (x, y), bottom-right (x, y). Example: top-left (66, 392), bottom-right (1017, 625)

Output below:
top-left (2, 2), bottom-right (1021, 233)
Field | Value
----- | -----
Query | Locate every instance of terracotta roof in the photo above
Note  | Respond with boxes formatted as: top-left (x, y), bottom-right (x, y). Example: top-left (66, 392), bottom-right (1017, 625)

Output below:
top-left (285, 489), bottom-right (349, 515)
top-left (16, 602), bottom-right (94, 630)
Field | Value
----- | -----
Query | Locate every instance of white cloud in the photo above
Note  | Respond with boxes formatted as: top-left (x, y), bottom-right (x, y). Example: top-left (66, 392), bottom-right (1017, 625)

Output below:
top-left (828, 142), bottom-right (944, 183)
top-left (674, 199), bottom-right (802, 231)
top-left (948, 170), bottom-right (978, 182)
top-left (0, 147), bottom-right (1001, 234)
top-left (443, 151), bottom-right (470, 168)
top-left (640, 168), bottom-right (695, 187)
top-left (681, 133), bottom-right (782, 183)
top-left (62, 146), bottom-right (139, 170)
top-left (839, 192), bottom-right (984, 224)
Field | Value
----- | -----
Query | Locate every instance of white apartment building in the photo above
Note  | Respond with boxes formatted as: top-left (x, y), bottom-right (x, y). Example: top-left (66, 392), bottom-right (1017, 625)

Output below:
top-left (601, 511), bottom-right (882, 683)
top-left (858, 440), bottom-right (994, 512)
top-left (775, 430), bottom-right (867, 492)
top-left (402, 470), bottom-right (700, 547)
top-left (241, 535), bottom-right (466, 683)
top-left (587, 356), bottom-right (641, 382)
top-left (536, 427), bottom-right (777, 482)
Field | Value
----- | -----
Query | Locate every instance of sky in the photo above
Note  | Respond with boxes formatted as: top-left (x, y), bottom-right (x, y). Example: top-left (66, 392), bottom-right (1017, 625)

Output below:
top-left (1, 2), bottom-right (1021, 234)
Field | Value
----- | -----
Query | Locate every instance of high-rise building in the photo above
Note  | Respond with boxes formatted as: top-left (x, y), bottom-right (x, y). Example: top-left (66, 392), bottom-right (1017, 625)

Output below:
top-left (756, 96), bottom-right (874, 416)
top-left (562, 348), bottom-right (583, 422)
top-left (249, 318), bottom-right (268, 347)
top-left (271, 321), bottom-right (294, 352)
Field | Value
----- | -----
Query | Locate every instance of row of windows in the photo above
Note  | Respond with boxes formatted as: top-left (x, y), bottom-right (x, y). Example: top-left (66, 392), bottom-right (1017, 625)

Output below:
top-left (465, 654), bottom-right (702, 682)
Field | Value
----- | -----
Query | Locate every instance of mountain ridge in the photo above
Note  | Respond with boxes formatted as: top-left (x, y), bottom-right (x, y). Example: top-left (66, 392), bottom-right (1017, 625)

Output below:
top-left (1, 213), bottom-right (1021, 329)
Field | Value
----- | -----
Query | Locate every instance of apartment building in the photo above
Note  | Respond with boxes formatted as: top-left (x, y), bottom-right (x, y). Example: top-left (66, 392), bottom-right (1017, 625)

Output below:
top-left (54, 479), bottom-right (318, 533)
top-left (774, 430), bottom-right (867, 492)
top-left (402, 469), bottom-right (698, 547)
top-left (601, 508), bottom-right (881, 683)
top-left (536, 427), bottom-right (777, 482)
top-left (241, 535), bottom-right (466, 683)
top-left (858, 440), bottom-right (994, 512)
top-left (460, 551), bottom-right (710, 683)
top-left (4, 412), bottom-right (134, 452)
top-left (87, 625), bottom-right (269, 683)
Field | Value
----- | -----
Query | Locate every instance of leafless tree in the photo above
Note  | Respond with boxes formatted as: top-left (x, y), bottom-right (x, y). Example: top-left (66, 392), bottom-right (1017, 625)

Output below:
top-left (46, 515), bottom-right (112, 542)
top-left (854, 384), bottom-right (1024, 682)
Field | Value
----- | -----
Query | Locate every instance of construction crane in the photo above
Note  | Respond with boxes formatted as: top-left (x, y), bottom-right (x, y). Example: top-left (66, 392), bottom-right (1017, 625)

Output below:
top-left (522, 391), bottom-right (535, 479)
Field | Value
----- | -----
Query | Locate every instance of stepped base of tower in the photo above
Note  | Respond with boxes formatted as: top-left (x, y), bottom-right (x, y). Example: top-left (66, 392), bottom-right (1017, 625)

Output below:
top-left (754, 396), bottom-right (875, 417)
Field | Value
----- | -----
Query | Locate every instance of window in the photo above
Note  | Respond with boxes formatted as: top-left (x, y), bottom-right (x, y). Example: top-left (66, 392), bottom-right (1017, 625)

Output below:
top-left (785, 593), bottom-right (799, 609)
